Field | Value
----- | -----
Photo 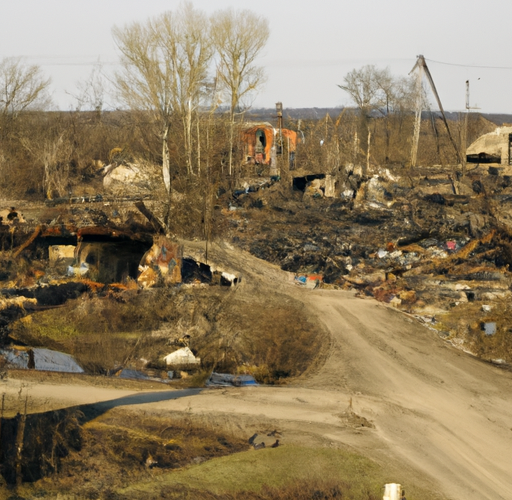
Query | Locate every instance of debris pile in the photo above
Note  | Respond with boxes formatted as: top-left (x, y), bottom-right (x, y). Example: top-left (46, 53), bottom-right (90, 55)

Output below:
top-left (227, 164), bottom-right (512, 363)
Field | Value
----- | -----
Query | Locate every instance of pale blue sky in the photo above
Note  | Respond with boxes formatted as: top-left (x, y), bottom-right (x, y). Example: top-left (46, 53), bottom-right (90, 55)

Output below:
top-left (1, 0), bottom-right (512, 113)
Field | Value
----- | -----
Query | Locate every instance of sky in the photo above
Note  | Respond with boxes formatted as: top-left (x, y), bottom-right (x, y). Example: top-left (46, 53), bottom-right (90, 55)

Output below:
top-left (2, 0), bottom-right (512, 114)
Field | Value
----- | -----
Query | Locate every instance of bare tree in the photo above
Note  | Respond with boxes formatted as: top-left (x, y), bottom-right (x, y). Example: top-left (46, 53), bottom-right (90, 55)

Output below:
top-left (0, 57), bottom-right (51, 136)
top-left (113, 2), bottom-right (213, 203)
top-left (72, 62), bottom-right (108, 116)
top-left (210, 8), bottom-right (269, 176)
top-left (113, 17), bottom-right (174, 193)
top-left (339, 65), bottom-right (389, 116)
top-left (157, 2), bottom-right (213, 176)
top-left (339, 65), bottom-right (415, 165)
top-left (20, 126), bottom-right (73, 199)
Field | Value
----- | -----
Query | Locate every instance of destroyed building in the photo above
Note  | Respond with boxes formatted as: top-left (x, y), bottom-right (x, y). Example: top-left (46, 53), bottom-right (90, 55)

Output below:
top-left (467, 126), bottom-right (512, 164)
top-left (241, 122), bottom-right (298, 168)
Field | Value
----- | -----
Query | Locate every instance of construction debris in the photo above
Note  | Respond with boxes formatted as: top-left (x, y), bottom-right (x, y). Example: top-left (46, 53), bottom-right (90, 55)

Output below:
top-left (138, 237), bottom-right (183, 288)
top-left (206, 372), bottom-right (258, 387)
top-left (224, 162), bottom-right (512, 364)
top-left (163, 347), bottom-right (200, 366)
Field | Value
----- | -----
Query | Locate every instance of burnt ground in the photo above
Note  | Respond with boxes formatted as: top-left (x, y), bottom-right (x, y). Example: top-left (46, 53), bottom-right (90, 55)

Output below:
top-left (225, 165), bottom-right (512, 364)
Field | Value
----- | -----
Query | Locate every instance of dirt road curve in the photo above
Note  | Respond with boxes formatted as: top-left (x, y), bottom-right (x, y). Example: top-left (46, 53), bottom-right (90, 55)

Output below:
top-left (4, 245), bottom-right (512, 499)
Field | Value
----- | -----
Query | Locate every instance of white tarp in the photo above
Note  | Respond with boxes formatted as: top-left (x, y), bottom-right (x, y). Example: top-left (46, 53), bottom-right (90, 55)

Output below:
top-left (163, 347), bottom-right (200, 366)
top-left (1, 347), bottom-right (84, 373)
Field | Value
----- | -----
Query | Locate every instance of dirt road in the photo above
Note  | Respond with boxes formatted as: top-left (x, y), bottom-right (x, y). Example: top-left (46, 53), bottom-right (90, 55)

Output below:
top-left (4, 244), bottom-right (512, 499)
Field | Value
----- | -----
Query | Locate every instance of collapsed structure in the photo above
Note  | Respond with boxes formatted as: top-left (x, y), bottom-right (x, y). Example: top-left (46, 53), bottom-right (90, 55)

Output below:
top-left (467, 126), bottom-right (512, 165)
top-left (240, 122), bottom-right (298, 169)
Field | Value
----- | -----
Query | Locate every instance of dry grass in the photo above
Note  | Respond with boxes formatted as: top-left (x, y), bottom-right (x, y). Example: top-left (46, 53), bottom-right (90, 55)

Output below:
top-left (9, 283), bottom-right (323, 383)
top-left (1, 407), bottom-right (442, 500)
top-left (2, 408), bottom-right (247, 499)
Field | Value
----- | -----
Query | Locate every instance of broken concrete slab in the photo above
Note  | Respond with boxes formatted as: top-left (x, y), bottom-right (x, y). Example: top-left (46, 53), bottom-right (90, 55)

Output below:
top-left (138, 236), bottom-right (183, 288)
top-left (163, 347), bottom-right (200, 366)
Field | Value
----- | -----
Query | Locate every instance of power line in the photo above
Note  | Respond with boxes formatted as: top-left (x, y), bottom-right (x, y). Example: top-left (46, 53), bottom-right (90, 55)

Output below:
top-left (426, 58), bottom-right (512, 71)
top-left (37, 61), bottom-right (118, 67)
top-left (4, 54), bottom-right (120, 67)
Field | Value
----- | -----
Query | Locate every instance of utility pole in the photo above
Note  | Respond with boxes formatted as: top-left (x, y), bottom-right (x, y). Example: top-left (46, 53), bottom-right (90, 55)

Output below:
top-left (410, 60), bottom-right (424, 168)
top-left (463, 80), bottom-right (469, 177)
top-left (463, 80), bottom-right (480, 176)
top-left (409, 55), bottom-right (461, 167)
top-left (275, 102), bottom-right (285, 179)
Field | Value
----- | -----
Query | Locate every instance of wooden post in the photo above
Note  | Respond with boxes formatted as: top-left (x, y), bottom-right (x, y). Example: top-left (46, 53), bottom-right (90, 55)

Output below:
top-left (15, 396), bottom-right (28, 487)
top-left (366, 130), bottom-right (371, 175)
top-left (0, 393), bottom-right (4, 457)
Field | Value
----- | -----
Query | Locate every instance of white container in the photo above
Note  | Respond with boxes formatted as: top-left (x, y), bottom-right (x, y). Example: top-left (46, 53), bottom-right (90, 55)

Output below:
top-left (383, 483), bottom-right (401, 500)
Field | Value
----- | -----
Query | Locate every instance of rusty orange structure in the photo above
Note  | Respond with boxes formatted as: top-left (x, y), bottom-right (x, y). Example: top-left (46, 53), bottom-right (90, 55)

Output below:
top-left (241, 123), bottom-right (298, 165)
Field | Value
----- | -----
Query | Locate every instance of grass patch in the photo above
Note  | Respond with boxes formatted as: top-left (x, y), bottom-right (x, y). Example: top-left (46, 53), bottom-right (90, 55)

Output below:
top-left (6, 409), bottom-right (248, 499)
top-left (8, 283), bottom-right (324, 383)
top-left (435, 298), bottom-right (512, 362)
top-left (119, 446), bottom-right (389, 499)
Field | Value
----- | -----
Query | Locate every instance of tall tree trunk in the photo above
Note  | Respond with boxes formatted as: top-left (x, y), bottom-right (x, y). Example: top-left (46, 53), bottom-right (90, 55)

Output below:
top-left (162, 126), bottom-right (171, 193)
top-left (196, 117), bottom-right (201, 176)
top-left (184, 102), bottom-right (193, 176)
top-left (162, 125), bottom-right (172, 230)
top-left (228, 114), bottom-right (234, 177)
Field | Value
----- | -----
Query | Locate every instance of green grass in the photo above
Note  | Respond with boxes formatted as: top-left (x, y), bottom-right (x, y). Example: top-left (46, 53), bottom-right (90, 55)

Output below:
top-left (121, 446), bottom-right (385, 498)
top-left (117, 444), bottom-right (443, 500)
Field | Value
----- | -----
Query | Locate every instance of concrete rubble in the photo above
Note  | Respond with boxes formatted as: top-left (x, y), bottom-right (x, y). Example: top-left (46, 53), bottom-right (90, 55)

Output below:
top-left (163, 347), bottom-right (200, 366)
top-left (230, 163), bottom-right (512, 362)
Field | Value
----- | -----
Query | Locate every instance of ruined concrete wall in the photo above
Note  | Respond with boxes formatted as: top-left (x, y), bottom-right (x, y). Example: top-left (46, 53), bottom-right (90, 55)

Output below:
top-left (467, 126), bottom-right (512, 163)
top-left (138, 236), bottom-right (183, 288)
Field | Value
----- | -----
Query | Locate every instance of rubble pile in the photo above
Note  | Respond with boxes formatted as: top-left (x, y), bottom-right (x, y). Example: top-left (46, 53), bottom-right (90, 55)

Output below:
top-left (228, 165), bottom-right (512, 362)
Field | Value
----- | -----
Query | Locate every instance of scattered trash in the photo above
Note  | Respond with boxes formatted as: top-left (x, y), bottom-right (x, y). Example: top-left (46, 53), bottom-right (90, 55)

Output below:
top-left (377, 249), bottom-right (388, 258)
top-left (483, 322), bottom-right (497, 336)
top-left (294, 274), bottom-right (322, 289)
top-left (206, 372), bottom-right (258, 387)
top-left (446, 240), bottom-right (457, 251)
top-left (67, 262), bottom-right (89, 276)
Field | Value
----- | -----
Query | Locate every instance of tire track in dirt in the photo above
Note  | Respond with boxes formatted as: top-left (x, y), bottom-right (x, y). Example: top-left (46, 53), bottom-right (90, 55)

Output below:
top-left (294, 288), bottom-right (512, 500)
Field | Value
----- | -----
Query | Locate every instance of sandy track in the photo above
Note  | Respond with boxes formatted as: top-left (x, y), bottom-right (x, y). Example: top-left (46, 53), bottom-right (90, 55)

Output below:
top-left (303, 291), bottom-right (512, 500)
top-left (4, 244), bottom-right (512, 499)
